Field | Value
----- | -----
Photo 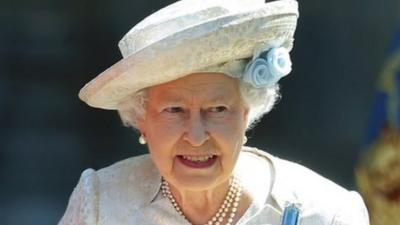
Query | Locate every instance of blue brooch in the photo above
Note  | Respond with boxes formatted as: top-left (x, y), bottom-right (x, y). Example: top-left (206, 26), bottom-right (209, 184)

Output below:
top-left (242, 47), bottom-right (292, 88)
top-left (281, 203), bottom-right (300, 225)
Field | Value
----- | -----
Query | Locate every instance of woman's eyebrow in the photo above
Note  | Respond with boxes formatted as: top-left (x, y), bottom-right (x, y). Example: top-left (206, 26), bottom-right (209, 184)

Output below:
top-left (153, 89), bottom-right (185, 101)
top-left (208, 94), bottom-right (234, 104)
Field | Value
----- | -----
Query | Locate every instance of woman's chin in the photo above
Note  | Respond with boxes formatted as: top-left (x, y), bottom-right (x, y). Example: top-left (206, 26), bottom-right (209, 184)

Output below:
top-left (170, 172), bottom-right (227, 192)
top-left (171, 173), bottom-right (222, 191)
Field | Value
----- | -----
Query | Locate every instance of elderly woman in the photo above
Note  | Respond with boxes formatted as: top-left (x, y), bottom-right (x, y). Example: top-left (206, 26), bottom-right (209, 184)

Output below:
top-left (59, 0), bottom-right (369, 224)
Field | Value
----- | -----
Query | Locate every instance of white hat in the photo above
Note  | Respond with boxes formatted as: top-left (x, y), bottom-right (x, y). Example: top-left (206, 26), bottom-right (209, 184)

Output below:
top-left (79, 0), bottom-right (299, 109)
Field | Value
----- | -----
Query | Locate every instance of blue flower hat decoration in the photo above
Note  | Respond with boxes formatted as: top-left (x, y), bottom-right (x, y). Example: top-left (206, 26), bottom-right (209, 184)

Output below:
top-left (242, 47), bottom-right (292, 88)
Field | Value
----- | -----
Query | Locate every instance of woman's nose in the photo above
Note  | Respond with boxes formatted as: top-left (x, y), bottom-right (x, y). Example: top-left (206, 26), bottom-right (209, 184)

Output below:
top-left (183, 111), bottom-right (210, 147)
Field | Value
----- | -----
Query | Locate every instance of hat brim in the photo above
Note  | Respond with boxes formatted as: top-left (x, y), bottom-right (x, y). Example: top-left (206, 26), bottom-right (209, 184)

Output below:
top-left (79, 1), bottom-right (298, 109)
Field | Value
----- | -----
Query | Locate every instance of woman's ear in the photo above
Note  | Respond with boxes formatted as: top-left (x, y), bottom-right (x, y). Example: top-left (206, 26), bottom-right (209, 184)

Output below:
top-left (243, 107), bottom-right (250, 123)
top-left (136, 116), bottom-right (146, 135)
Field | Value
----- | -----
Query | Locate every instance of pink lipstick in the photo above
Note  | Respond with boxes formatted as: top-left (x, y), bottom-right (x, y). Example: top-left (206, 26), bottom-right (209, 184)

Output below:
top-left (177, 155), bottom-right (217, 168)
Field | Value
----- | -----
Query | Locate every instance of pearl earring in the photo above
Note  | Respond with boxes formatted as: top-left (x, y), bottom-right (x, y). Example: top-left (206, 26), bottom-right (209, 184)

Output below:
top-left (243, 136), bottom-right (248, 144)
top-left (139, 134), bottom-right (146, 145)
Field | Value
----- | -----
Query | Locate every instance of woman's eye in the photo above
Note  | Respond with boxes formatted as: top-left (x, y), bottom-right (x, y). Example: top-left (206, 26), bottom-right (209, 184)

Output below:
top-left (164, 107), bottom-right (184, 113)
top-left (209, 106), bottom-right (227, 113)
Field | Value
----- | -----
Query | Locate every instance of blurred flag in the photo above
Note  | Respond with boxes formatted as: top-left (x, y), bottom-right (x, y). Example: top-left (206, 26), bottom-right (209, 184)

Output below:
top-left (364, 27), bottom-right (400, 146)
top-left (356, 27), bottom-right (400, 225)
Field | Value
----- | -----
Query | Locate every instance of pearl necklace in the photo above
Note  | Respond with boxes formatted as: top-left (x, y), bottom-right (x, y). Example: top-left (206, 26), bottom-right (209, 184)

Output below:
top-left (161, 177), bottom-right (242, 225)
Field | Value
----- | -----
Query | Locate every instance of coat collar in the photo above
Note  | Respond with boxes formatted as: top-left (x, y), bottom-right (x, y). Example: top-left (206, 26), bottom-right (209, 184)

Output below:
top-left (142, 146), bottom-right (295, 214)
top-left (236, 147), bottom-right (302, 212)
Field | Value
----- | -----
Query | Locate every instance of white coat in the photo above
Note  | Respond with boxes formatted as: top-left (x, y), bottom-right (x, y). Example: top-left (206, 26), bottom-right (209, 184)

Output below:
top-left (58, 147), bottom-right (369, 225)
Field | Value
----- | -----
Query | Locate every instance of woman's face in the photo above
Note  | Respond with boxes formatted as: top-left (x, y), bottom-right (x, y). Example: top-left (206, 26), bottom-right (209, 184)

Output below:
top-left (138, 73), bottom-right (249, 191)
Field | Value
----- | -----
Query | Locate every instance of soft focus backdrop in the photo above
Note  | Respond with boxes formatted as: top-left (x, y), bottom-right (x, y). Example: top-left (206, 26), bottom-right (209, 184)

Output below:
top-left (1, 0), bottom-right (399, 224)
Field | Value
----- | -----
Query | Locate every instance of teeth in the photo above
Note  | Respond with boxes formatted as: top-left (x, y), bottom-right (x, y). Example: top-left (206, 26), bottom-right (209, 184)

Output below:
top-left (182, 155), bottom-right (214, 162)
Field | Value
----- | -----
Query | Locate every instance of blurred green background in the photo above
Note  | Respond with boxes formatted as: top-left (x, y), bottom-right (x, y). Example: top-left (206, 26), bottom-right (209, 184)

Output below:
top-left (0, 0), bottom-right (398, 224)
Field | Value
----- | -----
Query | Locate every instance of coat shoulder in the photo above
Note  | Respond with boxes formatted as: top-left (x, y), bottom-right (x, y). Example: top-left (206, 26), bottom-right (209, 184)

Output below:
top-left (271, 152), bottom-right (369, 225)
top-left (96, 153), bottom-right (160, 194)
top-left (242, 147), bottom-right (369, 225)
top-left (58, 168), bottom-right (99, 225)
top-left (95, 154), bottom-right (161, 222)
top-left (58, 154), bottom-right (161, 225)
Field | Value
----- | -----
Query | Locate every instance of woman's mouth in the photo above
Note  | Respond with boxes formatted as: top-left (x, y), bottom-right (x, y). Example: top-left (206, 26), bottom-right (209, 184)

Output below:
top-left (177, 155), bottom-right (217, 168)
